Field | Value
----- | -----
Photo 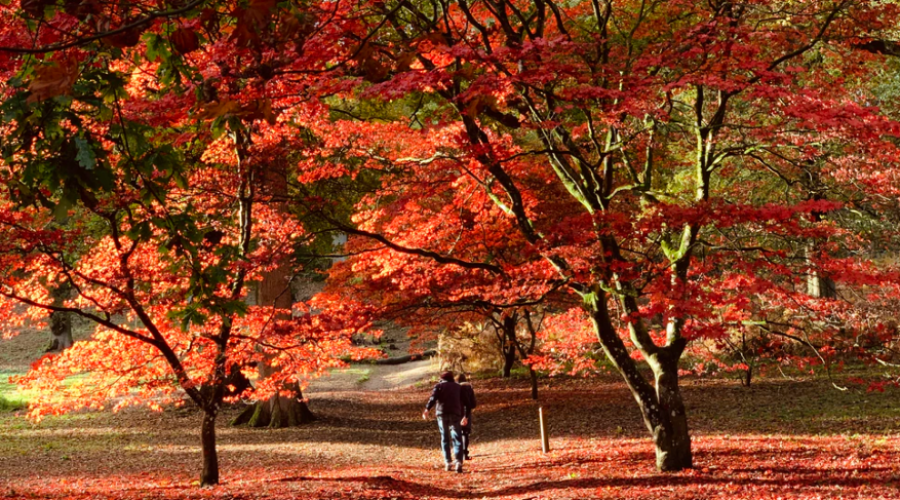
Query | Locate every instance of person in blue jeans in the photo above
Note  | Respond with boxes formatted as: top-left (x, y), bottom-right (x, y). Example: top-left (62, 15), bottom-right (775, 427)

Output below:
top-left (422, 370), bottom-right (468, 473)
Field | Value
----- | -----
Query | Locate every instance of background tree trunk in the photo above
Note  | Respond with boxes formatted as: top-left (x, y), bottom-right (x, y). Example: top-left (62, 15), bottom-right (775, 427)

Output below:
top-left (500, 315), bottom-right (517, 378)
top-left (528, 367), bottom-right (539, 400)
top-left (46, 283), bottom-right (73, 352)
top-left (231, 377), bottom-right (315, 428)
top-left (231, 161), bottom-right (315, 428)
top-left (200, 410), bottom-right (219, 486)
top-left (47, 310), bottom-right (73, 352)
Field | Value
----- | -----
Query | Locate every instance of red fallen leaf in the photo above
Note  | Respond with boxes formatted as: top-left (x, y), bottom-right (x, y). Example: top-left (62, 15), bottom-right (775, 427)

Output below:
top-left (170, 27), bottom-right (199, 55)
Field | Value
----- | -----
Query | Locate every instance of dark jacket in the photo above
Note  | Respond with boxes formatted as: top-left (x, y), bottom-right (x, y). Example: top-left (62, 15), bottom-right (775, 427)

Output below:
top-left (460, 382), bottom-right (476, 420)
top-left (425, 379), bottom-right (464, 416)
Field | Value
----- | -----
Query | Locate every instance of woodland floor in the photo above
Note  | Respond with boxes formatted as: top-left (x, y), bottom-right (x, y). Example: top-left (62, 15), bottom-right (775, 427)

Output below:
top-left (2, 369), bottom-right (900, 500)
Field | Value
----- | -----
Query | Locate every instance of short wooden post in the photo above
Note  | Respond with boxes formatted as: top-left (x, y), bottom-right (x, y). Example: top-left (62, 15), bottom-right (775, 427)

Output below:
top-left (539, 406), bottom-right (550, 453)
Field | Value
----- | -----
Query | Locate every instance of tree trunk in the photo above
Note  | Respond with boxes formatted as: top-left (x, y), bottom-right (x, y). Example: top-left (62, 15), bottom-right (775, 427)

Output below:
top-left (805, 193), bottom-right (836, 299)
top-left (47, 283), bottom-right (73, 352)
top-left (528, 366), bottom-right (539, 400)
top-left (200, 410), bottom-right (219, 486)
top-left (650, 356), bottom-right (693, 471)
top-left (806, 270), bottom-right (836, 298)
top-left (741, 365), bottom-right (752, 387)
top-left (502, 347), bottom-right (515, 377)
top-left (806, 240), bottom-right (835, 298)
top-left (224, 366), bottom-right (253, 398)
top-left (47, 310), bottom-right (73, 351)
top-left (501, 315), bottom-right (517, 378)
top-left (587, 291), bottom-right (693, 472)
top-left (231, 160), bottom-right (315, 428)
top-left (231, 381), bottom-right (316, 428)
top-left (522, 310), bottom-right (540, 400)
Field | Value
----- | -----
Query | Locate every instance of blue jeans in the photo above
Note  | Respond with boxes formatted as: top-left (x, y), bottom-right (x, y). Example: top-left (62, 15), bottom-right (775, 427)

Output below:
top-left (436, 413), bottom-right (464, 464)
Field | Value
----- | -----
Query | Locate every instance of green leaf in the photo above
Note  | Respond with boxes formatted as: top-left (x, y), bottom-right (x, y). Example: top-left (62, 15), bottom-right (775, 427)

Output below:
top-left (73, 136), bottom-right (96, 170)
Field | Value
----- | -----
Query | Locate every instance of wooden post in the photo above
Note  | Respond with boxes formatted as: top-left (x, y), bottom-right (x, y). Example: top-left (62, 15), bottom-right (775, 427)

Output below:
top-left (539, 406), bottom-right (549, 453)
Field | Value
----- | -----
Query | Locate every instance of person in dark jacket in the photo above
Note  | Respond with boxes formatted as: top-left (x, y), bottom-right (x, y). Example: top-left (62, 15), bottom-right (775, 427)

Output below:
top-left (458, 373), bottom-right (476, 460)
top-left (422, 370), bottom-right (467, 472)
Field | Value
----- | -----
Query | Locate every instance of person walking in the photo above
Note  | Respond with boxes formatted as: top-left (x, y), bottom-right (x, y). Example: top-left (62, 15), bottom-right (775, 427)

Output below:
top-left (422, 370), bottom-right (467, 472)
top-left (458, 373), bottom-right (476, 460)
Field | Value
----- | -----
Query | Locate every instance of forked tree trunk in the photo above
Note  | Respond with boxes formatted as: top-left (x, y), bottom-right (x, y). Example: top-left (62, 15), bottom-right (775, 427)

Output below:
top-left (200, 410), bottom-right (219, 486)
top-left (588, 292), bottom-right (693, 472)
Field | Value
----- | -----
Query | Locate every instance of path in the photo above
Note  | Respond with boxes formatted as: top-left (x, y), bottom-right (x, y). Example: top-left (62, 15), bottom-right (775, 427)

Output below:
top-left (308, 358), bottom-right (437, 393)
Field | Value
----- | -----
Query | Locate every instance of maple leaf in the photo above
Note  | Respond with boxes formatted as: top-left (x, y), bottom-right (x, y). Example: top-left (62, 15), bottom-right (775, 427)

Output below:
top-left (170, 27), bottom-right (199, 55)
top-left (198, 99), bottom-right (240, 120)
top-left (26, 60), bottom-right (78, 103)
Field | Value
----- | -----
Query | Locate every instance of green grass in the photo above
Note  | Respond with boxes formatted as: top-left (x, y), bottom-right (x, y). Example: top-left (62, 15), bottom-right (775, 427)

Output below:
top-left (0, 395), bottom-right (26, 412)
top-left (0, 371), bottom-right (31, 413)
top-left (0, 371), bottom-right (94, 413)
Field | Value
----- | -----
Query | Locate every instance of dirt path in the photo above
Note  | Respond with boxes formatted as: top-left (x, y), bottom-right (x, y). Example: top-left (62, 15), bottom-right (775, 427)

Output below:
top-left (308, 358), bottom-right (437, 393)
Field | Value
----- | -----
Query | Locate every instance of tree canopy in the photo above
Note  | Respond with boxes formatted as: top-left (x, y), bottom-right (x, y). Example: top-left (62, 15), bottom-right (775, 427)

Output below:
top-left (2, 0), bottom-right (900, 484)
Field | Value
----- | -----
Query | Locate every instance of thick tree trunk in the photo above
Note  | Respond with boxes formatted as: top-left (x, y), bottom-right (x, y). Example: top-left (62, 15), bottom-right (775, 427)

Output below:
top-left (231, 381), bottom-right (315, 428)
top-left (224, 366), bottom-right (253, 398)
top-left (805, 193), bottom-right (836, 299)
top-left (47, 310), bottom-right (73, 351)
top-left (46, 283), bottom-right (73, 352)
top-left (806, 240), bottom-right (835, 298)
top-left (587, 291), bottom-right (693, 472)
top-left (200, 410), bottom-right (219, 486)
top-left (806, 270), bottom-right (836, 298)
top-left (650, 357), bottom-right (693, 471)
top-left (231, 160), bottom-right (315, 428)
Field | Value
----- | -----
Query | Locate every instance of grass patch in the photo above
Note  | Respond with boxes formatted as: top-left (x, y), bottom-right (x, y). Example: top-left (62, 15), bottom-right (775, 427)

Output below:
top-left (0, 371), bottom-right (94, 413)
top-left (0, 371), bottom-right (31, 413)
top-left (0, 394), bottom-right (26, 412)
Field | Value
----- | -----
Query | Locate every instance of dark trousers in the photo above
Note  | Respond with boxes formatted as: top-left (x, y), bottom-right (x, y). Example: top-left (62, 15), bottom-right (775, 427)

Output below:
top-left (436, 413), bottom-right (464, 464)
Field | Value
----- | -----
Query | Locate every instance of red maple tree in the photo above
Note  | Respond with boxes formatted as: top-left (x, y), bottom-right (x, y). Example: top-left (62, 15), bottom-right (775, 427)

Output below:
top-left (295, 0), bottom-right (900, 472)
top-left (0, 0), bottom-right (380, 485)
